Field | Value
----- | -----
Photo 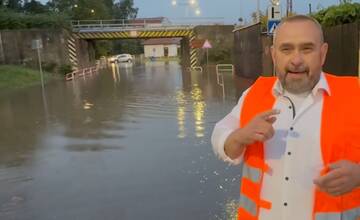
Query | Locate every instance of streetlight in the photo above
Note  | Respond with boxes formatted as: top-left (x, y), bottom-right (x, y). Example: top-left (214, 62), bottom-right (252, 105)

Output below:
top-left (195, 8), bottom-right (201, 16)
top-left (270, 0), bottom-right (280, 6)
top-left (90, 9), bottom-right (95, 13)
top-left (171, 0), bottom-right (201, 17)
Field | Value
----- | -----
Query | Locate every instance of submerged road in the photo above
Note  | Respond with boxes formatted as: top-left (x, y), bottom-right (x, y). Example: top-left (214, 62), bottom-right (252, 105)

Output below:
top-left (0, 60), bottom-right (253, 220)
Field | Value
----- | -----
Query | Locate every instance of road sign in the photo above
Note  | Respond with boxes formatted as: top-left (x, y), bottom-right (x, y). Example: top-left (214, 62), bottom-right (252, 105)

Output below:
top-left (268, 5), bottom-right (281, 20)
top-left (202, 40), bottom-right (212, 49)
top-left (31, 39), bottom-right (43, 49)
top-left (267, 19), bottom-right (281, 35)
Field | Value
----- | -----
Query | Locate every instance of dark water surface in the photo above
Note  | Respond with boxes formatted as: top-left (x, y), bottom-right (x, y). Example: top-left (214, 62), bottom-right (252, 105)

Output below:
top-left (0, 61), bottom-right (253, 220)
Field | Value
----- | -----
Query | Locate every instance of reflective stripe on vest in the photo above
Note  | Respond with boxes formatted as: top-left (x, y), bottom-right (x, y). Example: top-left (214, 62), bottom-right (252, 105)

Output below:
top-left (315, 207), bottom-right (360, 220)
top-left (239, 193), bottom-right (257, 216)
top-left (242, 162), bottom-right (262, 183)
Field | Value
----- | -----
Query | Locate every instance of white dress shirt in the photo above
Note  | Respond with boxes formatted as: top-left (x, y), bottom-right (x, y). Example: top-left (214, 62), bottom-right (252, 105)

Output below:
top-left (211, 73), bottom-right (331, 220)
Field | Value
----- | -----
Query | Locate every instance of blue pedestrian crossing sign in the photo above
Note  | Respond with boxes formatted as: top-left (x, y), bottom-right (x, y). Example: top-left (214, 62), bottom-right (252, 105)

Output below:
top-left (267, 19), bottom-right (281, 35)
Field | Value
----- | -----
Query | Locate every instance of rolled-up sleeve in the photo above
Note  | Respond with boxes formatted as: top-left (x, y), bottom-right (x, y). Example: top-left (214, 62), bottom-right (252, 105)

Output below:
top-left (211, 89), bottom-right (250, 165)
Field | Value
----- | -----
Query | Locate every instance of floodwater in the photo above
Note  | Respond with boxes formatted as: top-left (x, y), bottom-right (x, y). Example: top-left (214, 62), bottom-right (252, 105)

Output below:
top-left (0, 60), bottom-right (254, 220)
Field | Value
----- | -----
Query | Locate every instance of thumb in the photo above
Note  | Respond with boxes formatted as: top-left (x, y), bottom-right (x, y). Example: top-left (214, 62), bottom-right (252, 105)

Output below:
top-left (266, 116), bottom-right (277, 124)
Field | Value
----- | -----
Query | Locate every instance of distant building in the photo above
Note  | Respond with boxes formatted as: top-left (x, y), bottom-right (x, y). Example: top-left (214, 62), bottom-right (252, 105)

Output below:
top-left (143, 38), bottom-right (181, 58)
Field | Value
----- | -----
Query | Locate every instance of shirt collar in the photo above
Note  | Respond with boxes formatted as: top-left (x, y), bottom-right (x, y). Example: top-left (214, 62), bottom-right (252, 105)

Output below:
top-left (272, 72), bottom-right (331, 97)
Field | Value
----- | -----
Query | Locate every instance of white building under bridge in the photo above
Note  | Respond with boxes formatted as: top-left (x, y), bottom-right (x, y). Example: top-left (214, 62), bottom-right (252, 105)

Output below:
top-left (143, 38), bottom-right (181, 58)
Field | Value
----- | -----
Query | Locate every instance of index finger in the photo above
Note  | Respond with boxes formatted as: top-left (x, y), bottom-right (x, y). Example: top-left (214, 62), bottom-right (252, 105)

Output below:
top-left (258, 109), bottom-right (280, 119)
top-left (314, 169), bottom-right (342, 187)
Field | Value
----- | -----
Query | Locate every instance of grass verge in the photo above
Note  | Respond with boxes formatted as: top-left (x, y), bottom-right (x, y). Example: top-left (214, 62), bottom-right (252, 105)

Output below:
top-left (0, 65), bottom-right (61, 90)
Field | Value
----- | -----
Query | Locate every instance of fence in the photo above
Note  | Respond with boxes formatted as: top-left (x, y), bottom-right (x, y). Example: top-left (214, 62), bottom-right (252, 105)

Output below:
top-left (233, 23), bottom-right (266, 78)
top-left (323, 22), bottom-right (359, 76)
top-left (233, 21), bottom-right (360, 78)
top-left (215, 64), bottom-right (234, 99)
top-left (65, 66), bottom-right (98, 81)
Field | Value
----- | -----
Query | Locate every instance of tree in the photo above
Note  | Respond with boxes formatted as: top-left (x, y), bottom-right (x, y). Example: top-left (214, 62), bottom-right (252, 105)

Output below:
top-left (5, 0), bottom-right (22, 11)
top-left (72, 0), bottom-right (111, 20)
top-left (113, 0), bottom-right (138, 20)
top-left (23, 0), bottom-right (49, 14)
top-left (46, 0), bottom-right (75, 13)
top-left (312, 2), bottom-right (360, 27)
top-left (339, 0), bottom-right (352, 4)
top-left (47, 0), bottom-right (112, 20)
top-left (250, 10), bottom-right (268, 32)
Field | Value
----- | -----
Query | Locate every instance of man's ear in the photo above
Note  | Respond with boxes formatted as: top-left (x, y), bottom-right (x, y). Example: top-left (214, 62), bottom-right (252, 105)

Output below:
top-left (320, 43), bottom-right (328, 66)
top-left (270, 45), bottom-right (275, 65)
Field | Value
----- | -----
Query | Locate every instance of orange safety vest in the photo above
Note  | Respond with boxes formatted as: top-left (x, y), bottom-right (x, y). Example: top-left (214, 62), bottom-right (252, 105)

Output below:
top-left (237, 73), bottom-right (360, 220)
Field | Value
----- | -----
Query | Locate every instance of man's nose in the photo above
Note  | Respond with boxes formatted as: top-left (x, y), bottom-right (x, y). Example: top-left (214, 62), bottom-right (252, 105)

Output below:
top-left (290, 51), bottom-right (304, 67)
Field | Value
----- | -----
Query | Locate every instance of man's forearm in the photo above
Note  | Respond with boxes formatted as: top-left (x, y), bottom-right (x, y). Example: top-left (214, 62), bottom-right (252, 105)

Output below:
top-left (224, 129), bottom-right (248, 160)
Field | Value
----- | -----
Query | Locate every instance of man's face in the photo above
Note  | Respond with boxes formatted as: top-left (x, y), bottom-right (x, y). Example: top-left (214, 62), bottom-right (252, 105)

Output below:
top-left (271, 20), bottom-right (328, 94)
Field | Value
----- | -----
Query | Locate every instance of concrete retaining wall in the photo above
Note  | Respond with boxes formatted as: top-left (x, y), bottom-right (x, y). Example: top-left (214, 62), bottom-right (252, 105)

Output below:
top-left (193, 25), bottom-right (234, 65)
top-left (0, 29), bottom-right (94, 73)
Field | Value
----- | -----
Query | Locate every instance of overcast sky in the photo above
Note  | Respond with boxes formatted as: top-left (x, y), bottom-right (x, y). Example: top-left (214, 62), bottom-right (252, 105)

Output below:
top-left (133, 0), bottom-right (347, 24)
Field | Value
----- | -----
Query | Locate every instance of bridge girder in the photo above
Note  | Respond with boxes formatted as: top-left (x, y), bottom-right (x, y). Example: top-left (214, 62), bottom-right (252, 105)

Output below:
top-left (67, 28), bottom-right (199, 70)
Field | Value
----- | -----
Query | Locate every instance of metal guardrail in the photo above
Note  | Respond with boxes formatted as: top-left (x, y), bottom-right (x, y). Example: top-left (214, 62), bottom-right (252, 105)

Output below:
top-left (65, 66), bottom-right (98, 81)
top-left (71, 18), bottom-right (225, 32)
top-left (216, 64), bottom-right (233, 85)
top-left (188, 66), bottom-right (203, 72)
top-left (215, 64), bottom-right (234, 100)
top-left (216, 64), bottom-right (234, 74)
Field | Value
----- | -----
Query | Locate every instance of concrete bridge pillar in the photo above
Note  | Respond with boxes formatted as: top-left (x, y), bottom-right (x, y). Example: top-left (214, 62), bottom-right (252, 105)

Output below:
top-left (180, 37), bottom-right (190, 67)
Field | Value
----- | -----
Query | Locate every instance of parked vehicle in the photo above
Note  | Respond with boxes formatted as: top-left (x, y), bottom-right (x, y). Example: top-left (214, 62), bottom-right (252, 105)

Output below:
top-left (109, 54), bottom-right (133, 63)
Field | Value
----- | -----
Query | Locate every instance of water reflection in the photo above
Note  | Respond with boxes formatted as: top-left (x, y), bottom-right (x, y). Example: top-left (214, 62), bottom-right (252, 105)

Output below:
top-left (83, 100), bottom-right (94, 110)
top-left (110, 63), bottom-right (121, 83)
top-left (191, 84), bottom-right (206, 138)
top-left (176, 90), bottom-right (187, 138)
top-left (0, 60), bottom-right (253, 220)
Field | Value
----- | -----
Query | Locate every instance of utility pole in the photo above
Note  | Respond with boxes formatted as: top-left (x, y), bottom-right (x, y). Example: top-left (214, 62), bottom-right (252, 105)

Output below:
top-left (257, 0), bottom-right (260, 23)
top-left (0, 33), bottom-right (4, 64)
top-left (286, 0), bottom-right (293, 17)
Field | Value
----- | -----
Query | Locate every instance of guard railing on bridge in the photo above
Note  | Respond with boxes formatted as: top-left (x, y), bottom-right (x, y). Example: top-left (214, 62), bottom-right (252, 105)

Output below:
top-left (71, 18), bottom-right (225, 32)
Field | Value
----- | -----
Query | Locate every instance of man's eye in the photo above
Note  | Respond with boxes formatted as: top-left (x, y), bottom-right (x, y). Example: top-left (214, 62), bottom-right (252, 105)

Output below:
top-left (281, 48), bottom-right (290, 52)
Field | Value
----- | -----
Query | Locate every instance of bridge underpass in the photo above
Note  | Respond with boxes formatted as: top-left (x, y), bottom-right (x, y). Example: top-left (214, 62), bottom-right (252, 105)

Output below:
top-left (67, 19), bottom-right (201, 70)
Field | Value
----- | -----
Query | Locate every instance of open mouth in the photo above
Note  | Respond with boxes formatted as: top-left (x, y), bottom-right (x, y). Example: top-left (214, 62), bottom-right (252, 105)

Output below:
top-left (287, 71), bottom-right (308, 76)
top-left (287, 71), bottom-right (306, 74)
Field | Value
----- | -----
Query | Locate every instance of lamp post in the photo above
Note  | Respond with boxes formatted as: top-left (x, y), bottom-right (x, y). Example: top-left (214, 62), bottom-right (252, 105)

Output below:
top-left (256, 0), bottom-right (260, 23)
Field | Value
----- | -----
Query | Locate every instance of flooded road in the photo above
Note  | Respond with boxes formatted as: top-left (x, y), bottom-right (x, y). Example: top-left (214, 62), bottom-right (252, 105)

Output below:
top-left (0, 61), bottom-right (253, 220)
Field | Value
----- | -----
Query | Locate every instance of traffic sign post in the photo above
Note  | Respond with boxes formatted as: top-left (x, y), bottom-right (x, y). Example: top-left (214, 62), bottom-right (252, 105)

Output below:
top-left (202, 40), bottom-right (212, 66)
top-left (268, 5), bottom-right (281, 20)
top-left (32, 39), bottom-right (45, 90)
top-left (267, 19), bottom-right (281, 35)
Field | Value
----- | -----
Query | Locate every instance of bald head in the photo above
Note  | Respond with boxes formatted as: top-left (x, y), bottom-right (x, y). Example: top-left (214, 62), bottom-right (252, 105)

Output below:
top-left (273, 15), bottom-right (324, 45)
top-left (270, 14), bottom-right (328, 94)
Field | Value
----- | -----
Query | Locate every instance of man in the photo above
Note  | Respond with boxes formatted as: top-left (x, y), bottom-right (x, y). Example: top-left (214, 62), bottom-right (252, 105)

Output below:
top-left (211, 15), bottom-right (360, 220)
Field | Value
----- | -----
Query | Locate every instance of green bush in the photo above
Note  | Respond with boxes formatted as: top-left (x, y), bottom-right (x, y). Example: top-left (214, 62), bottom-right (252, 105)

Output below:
top-left (58, 64), bottom-right (73, 75)
top-left (312, 3), bottom-right (360, 27)
top-left (207, 47), bottom-right (232, 64)
top-left (42, 61), bottom-right (57, 73)
top-left (0, 9), bottom-right (70, 30)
